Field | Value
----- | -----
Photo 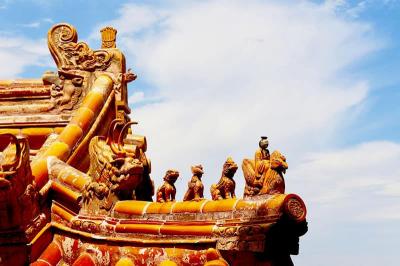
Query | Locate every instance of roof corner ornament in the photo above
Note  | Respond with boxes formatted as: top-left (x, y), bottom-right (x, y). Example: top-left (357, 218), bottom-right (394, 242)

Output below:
top-left (0, 21), bottom-right (309, 265)
top-left (48, 23), bottom-right (112, 71)
top-left (100, 26), bottom-right (117, 49)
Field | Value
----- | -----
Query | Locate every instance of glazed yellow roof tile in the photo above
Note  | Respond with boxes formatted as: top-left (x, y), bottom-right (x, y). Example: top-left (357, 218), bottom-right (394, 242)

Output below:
top-left (31, 74), bottom-right (114, 190)
top-left (113, 197), bottom-right (276, 216)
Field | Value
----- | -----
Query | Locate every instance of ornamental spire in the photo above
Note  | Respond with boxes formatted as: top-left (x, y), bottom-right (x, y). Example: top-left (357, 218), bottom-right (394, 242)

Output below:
top-left (100, 26), bottom-right (117, 48)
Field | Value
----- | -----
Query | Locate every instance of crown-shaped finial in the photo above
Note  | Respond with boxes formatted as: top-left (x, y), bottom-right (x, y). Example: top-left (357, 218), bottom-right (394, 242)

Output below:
top-left (100, 26), bottom-right (117, 49)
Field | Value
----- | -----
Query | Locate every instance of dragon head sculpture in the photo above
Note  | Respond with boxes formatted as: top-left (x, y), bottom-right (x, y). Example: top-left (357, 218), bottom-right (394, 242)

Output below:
top-left (86, 119), bottom-right (147, 204)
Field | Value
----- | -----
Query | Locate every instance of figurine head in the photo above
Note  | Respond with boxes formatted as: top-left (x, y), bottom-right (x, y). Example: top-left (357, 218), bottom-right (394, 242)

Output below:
top-left (110, 156), bottom-right (144, 190)
top-left (259, 136), bottom-right (269, 149)
top-left (222, 157), bottom-right (238, 178)
top-left (270, 150), bottom-right (288, 173)
top-left (164, 169), bottom-right (180, 184)
top-left (191, 164), bottom-right (204, 177)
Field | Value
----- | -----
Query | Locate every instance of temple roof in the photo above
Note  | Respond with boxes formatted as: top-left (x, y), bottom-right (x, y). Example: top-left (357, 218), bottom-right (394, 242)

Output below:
top-left (0, 23), bottom-right (308, 266)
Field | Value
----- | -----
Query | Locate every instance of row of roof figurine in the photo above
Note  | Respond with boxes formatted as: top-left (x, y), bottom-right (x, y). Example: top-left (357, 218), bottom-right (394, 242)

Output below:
top-left (155, 136), bottom-right (288, 203)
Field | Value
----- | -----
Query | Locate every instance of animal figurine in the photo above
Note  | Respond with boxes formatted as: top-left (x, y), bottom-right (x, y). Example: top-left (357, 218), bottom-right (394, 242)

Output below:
top-left (156, 170), bottom-right (180, 203)
top-left (259, 150), bottom-right (287, 195)
top-left (183, 164), bottom-right (205, 201)
top-left (210, 157), bottom-right (238, 200)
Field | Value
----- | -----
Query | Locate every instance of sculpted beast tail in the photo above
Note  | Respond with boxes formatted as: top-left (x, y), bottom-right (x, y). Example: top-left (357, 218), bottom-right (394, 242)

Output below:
top-left (183, 189), bottom-right (191, 201)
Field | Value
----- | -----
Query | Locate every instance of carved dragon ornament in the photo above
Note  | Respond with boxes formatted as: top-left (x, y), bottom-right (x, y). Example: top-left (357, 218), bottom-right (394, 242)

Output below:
top-left (82, 119), bottom-right (153, 214)
top-left (48, 23), bottom-right (112, 71)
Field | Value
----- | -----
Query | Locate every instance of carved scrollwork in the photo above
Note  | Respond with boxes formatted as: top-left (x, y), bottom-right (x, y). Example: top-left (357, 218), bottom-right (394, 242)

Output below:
top-left (285, 197), bottom-right (306, 222)
top-left (214, 225), bottom-right (265, 252)
top-left (214, 225), bottom-right (263, 237)
top-left (71, 219), bottom-right (100, 234)
top-left (48, 23), bottom-right (112, 71)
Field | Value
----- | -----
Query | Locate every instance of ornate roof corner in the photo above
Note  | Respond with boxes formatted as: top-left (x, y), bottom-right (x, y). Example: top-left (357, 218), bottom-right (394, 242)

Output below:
top-left (0, 23), bottom-right (308, 266)
top-left (48, 23), bottom-right (112, 72)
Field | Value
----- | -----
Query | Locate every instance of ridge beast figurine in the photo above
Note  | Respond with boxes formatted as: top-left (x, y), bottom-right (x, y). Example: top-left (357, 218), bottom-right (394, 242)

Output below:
top-left (156, 169), bottom-right (180, 203)
top-left (183, 164), bottom-right (205, 201)
top-left (210, 157), bottom-right (238, 200)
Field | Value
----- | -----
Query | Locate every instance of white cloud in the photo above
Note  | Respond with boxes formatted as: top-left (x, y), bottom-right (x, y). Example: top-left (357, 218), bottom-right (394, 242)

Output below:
top-left (379, 183), bottom-right (400, 197)
top-left (0, 0), bottom-right (11, 9)
top-left (291, 141), bottom-right (400, 221)
top-left (346, 1), bottom-right (368, 18)
top-left (42, 18), bottom-right (54, 24)
top-left (0, 35), bottom-right (51, 77)
top-left (324, 0), bottom-right (348, 10)
top-left (325, 0), bottom-right (400, 18)
top-left (18, 18), bottom-right (55, 29)
top-left (128, 91), bottom-right (145, 104)
top-left (19, 22), bottom-right (41, 28)
top-left (100, 0), bottom-right (383, 200)
top-left (288, 140), bottom-right (400, 266)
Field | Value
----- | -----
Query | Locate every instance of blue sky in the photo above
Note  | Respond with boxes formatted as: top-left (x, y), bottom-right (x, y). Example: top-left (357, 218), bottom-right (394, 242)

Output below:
top-left (0, 0), bottom-right (399, 265)
top-left (335, 1), bottom-right (400, 144)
